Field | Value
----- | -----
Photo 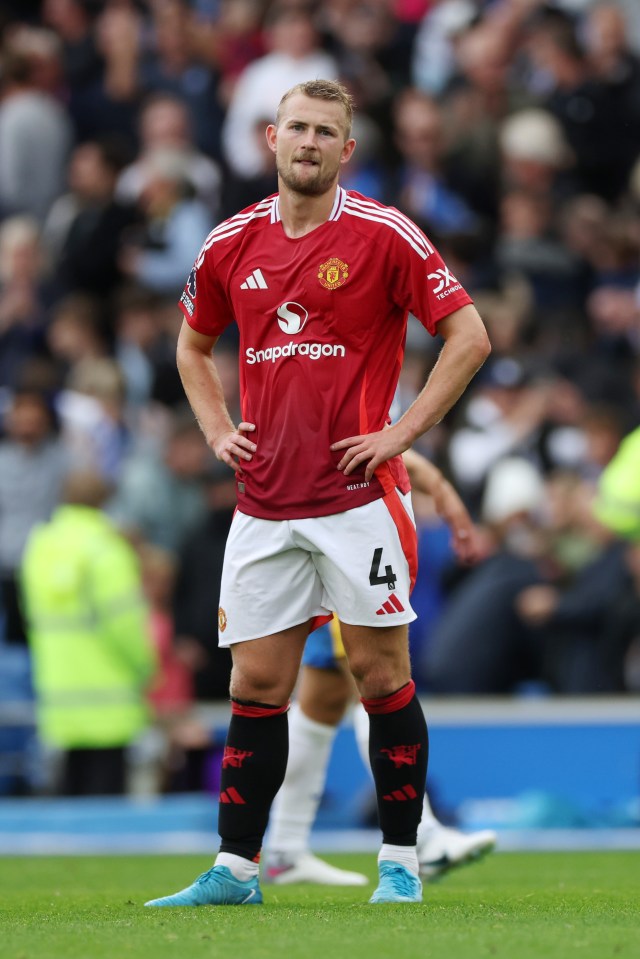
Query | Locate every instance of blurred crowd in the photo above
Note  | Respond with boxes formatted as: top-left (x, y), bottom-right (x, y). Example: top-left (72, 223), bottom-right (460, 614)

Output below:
top-left (1, 0), bottom-right (640, 795)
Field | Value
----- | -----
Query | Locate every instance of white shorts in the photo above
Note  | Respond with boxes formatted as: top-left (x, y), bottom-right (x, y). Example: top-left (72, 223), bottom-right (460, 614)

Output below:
top-left (218, 490), bottom-right (418, 645)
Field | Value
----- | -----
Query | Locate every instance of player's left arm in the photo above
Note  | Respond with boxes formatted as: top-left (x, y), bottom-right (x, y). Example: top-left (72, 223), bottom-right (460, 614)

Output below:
top-left (332, 304), bottom-right (491, 481)
top-left (402, 448), bottom-right (481, 563)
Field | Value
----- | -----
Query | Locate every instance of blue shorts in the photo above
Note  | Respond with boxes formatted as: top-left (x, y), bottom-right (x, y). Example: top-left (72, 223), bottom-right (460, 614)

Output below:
top-left (302, 620), bottom-right (344, 670)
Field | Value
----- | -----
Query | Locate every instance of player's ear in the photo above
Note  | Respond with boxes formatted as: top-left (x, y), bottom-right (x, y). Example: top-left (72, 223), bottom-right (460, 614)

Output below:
top-left (340, 137), bottom-right (357, 165)
top-left (266, 124), bottom-right (277, 155)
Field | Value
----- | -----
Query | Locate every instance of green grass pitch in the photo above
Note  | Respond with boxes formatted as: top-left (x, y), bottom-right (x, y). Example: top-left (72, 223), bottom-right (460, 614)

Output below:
top-left (2, 851), bottom-right (639, 959)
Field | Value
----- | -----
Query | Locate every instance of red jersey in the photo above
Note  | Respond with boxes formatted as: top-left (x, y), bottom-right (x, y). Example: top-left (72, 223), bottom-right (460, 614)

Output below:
top-left (179, 187), bottom-right (472, 520)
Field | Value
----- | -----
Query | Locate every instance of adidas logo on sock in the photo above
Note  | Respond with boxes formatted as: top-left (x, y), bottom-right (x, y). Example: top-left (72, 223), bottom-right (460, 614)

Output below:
top-left (240, 269), bottom-right (268, 290)
top-left (375, 593), bottom-right (405, 615)
top-left (382, 784), bottom-right (418, 801)
top-left (220, 787), bottom-right (246, 804)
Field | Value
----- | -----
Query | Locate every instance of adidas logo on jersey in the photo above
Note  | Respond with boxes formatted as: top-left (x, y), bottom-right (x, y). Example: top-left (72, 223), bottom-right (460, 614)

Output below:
top-left (240, 269), bottom-right (268, 290)
top-left (375, 593), bottom-right (405, 616)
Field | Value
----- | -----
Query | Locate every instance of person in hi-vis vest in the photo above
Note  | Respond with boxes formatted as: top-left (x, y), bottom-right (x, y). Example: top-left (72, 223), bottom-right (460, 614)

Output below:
top-left (21, 471), bottom-right (156, 796)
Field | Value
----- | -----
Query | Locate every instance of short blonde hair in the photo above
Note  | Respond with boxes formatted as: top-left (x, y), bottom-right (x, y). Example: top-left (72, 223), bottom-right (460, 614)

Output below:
top-left (276, 79), bottom-right (354, 138)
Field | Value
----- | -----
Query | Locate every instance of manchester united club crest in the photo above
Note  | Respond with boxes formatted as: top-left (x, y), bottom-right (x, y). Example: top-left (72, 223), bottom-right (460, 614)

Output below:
top-left (218, 607), bottom-right (227, 632)
top-left (222, 746), bottom-right (253, 769)
top-left (380, 744), bottom-right (421, 768)
top-left (318, 257), bottom-right (349, 290)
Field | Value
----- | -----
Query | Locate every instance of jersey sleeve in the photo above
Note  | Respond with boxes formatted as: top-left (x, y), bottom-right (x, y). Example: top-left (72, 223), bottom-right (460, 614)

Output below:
top-left (387, 218), bottom-right (473, 336)
top-left (178, 247), bottom-right (234, 337)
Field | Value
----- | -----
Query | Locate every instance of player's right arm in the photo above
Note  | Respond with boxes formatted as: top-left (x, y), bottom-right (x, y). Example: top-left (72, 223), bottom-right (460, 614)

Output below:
top-left (402, 448), bottom-right (481, 564)
top-left (176, 319), bottom-right (256, 472)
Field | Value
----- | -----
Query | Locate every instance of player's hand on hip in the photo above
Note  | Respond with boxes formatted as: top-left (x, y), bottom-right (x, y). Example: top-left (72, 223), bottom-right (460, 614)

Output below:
top-left (212, 422), bottom-right (256, 472)
top-left (331, 427), bottom-right (408, 482)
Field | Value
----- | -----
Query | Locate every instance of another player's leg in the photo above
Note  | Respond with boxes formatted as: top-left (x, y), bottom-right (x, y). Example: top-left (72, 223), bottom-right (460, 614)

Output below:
top-left (352, 704), bottom-right (496, 880)
top-left (264, 652), bottom-right (367, 886)
top-left (146, 625), bottom-right (307, 907)
top-left (342, 622), bottom-right (426, 904)
top-left (416, 794), bottom-right (496, 880)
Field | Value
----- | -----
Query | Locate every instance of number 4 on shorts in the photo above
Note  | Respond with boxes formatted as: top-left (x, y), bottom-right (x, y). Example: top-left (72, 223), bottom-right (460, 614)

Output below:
top-left (369, 547), bottom-right (397, 590)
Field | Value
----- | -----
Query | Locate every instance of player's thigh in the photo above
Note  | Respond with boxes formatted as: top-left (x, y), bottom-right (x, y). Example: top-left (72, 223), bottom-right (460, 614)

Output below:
top-left (219, 511), bottom-right (329, 645)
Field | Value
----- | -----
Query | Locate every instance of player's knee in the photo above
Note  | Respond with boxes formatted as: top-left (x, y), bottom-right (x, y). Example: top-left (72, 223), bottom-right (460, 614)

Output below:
top-left (348, 657), bottom-right (410, 700)
top-left (229, 666), bottom-right (292, 707)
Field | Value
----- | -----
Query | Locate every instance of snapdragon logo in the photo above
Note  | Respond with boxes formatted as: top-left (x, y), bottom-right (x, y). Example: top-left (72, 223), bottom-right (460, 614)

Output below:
top-left (246, 341), bottom-right (346, 365)
top-left (277, 301), bottom-right (308, 334)
top-left (245, 300), bottom-right (347, 365)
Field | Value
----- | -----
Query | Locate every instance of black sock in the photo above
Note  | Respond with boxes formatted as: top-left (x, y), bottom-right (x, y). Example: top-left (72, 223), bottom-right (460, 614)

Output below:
top-left (218, 700), bottom-right (289, 862)
top-left (362, 680), bottom-right (428, 846)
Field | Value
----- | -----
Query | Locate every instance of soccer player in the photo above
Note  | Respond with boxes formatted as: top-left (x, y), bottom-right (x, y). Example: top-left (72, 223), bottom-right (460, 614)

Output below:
top-left (145, 79), bottom-right (490, 908)
top-left (265, 449), bottom-right (496, 886)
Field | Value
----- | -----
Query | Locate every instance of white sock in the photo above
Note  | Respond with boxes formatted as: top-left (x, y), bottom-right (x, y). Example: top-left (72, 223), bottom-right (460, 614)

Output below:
top-left (215, 852), bottom-right (259, 881)
top-left (352, 701), bottom-right (371, 772)
top-left (266, 703), bottom-right (337, 856)
top-left (378, 843), bottom-right (419, 876)
top-left (417, 793), bottom-right (441, 841)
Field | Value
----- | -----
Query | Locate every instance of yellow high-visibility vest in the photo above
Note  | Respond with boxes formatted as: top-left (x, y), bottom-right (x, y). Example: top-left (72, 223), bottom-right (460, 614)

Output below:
top-left (20, 505), bottom-right (156, 748)
top-left (594, 426), bottom-right (640, 541)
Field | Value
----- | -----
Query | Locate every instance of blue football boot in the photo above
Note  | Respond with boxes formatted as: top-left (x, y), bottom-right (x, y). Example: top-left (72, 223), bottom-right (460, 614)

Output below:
top-left (145, 865), bottom-right (263, 907)
top-left (369, 861), bottom-right (423, 904)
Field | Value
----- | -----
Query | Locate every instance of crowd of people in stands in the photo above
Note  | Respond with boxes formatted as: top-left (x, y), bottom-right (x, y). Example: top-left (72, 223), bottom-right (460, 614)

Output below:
top-left (1, 0), bottom-right (640, 794)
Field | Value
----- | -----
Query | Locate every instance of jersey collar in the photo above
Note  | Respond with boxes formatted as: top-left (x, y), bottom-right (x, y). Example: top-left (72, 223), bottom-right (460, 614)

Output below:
top-left (270, 186), bottom-right (347, 225)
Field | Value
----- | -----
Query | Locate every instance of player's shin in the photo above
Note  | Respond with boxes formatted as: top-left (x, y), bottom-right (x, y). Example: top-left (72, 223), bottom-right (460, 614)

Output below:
top-left (361, 680), bottom-right (428, 868)
top-left (216, 699), bottom-right (290, 869)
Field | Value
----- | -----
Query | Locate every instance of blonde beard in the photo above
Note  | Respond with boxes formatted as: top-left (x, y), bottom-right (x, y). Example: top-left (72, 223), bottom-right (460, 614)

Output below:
top-left (277, 157), bottom-right (340, 197)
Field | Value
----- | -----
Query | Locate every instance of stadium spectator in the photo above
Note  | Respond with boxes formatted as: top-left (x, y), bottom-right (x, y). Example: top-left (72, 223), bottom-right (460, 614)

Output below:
top-left (118, 146), bottom-right (214, 298)
top-left (222, 2), bottom-right (338, 179)
top-left (142, 543), bottom-right (193, 719)
top-left (422, 456), bottom-right (549, 694)
top-left (411, 0), bottom-right (477, 97)
top-left (446, 357), bottom-right (550, 503)
top-left (200, 0), bottom-right (265, 102)
top-left (323, 0), bottom-right (415, 113)
top-left (138, 0), bottom-right (225, 159)
top-left (20, 469), bottom-right (155, 796)
top-left (515, 468), bottom-right (631, 693)
top-left (56, 356), bottom-right (130, 481)
top-left (43, 136), bottom-right (139, 301)
top-left (0, 216), bottom-right (52, 389)
top-left (113, 287), bottom-right (170, 412)
top-left (108, 406), bottom-right (209, 553)
top-left (390, 88), bottom-right (479, 239)
top-left (592, 422), bottom-right (640, 690)
top-left (0, 389), bottom-right (68, 646)
top-left (40, 0), bottom-right (111, 142)
top-left (0, 27), bottom-right (73, 222)
top-left (116, 92), bottom-right (222, 217)
top-left (524, 3), bottom-right (640, 200)
top-left (45, 294), bottom-right (110, 390)
top-left (218, 114), bottom-right (279, 220)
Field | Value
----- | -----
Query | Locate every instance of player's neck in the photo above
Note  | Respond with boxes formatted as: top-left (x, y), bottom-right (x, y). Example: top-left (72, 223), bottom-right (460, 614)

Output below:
top-left (277, 180), bottom-right (339, 239)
